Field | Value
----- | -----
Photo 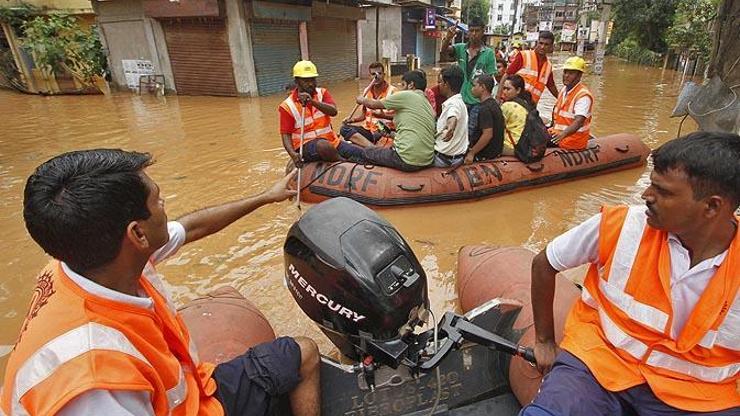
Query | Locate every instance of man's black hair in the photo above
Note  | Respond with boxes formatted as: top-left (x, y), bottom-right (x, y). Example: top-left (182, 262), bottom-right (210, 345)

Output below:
top-left (539, 31), bottom-right (555, 43)
top-left (369, 62), bottom-right (384, 72)
top-left (474, 73), bottom-right (495, 93)
top-left (23, 149), bottom-right (154, 272)
top-left (468, 16), bottom-right (486, 28)
top-left (652, 132), bottom-right (740, 208)
top-left (441, 65), bottom-right (464, 94)
top-left (402, 70), bottom-right (426, 90)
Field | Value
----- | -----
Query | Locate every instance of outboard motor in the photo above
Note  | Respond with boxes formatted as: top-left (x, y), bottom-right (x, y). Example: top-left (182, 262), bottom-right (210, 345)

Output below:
top-left (283, 197), bottom-right (429, 369)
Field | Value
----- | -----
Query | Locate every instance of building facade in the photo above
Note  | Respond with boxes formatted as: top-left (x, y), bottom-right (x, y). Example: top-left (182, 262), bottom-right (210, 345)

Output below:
top-left (94, 0), bottom-right (364, 96)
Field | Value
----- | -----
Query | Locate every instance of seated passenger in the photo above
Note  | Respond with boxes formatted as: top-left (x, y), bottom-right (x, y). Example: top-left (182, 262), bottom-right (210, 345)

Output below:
top-left (465, 74), bottom-right (505, 164)
top-left (499, 74), bottom-right (535, 155)
top-left (548, 56), bottom-right (593, 150)
top-left (434, 66), bottom-right (469, 168)
top-left (340, 62), bottom-right (396, 148)
top-left (280, 60), bottom-right (363, 168)
top-left (355, 70), bottom-right (436, 172)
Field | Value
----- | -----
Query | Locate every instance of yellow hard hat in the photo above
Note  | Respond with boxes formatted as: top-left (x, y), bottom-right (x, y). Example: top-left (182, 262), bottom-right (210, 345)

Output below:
top-left (563, 56), bottom-right (587, 73)
top-left (293, 60), bottom-right (319, 78)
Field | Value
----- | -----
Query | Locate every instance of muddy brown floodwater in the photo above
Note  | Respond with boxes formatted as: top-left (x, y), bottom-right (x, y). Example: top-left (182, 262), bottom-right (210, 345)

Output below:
top-left (0, 57), bottom-right (697, 376)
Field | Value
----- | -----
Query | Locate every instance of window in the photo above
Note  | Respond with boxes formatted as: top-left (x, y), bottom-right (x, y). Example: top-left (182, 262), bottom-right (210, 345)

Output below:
top-left (498, 15), bottom-right (503, 21)
top-left (498, 4), bottom-right (503, 10)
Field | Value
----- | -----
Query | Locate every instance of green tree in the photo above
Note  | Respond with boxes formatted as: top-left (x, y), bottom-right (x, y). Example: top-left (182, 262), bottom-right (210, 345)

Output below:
top-left (462, 0), bottom-right (491, 26)
top-left (666, 0), bottom-right (718, 63)
top-left (610, 0), bottom-right (677, 53)
top-left (22, 14), bottom-right (107, 89)
top-left (492, 23), bottom-right (511, 35)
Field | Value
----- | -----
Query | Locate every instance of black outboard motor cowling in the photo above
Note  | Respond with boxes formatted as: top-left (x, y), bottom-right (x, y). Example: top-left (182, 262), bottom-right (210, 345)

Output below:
top-left (284, 198), bottom-right (428, 368)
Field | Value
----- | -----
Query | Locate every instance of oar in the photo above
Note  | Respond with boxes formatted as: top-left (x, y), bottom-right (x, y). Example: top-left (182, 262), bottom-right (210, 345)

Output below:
top-left (296, 104), bottom-right (307, 211)
top-left (345, 76), bottom-right (378, 123)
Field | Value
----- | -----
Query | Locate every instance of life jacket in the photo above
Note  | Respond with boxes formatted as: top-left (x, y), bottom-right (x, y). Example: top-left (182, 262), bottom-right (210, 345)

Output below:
top-left (279, 88), bottom-right (339, 150)
top-left (1, 261), bottom-right (223, 416)
top-left (560, 205), bottom-right (740, 412)
top-left (551, 82), bottom-right (593, 149)
top-left (516, 50), bottom-right (552, 104)
top-left (364, 83), bottom-right (396, 132)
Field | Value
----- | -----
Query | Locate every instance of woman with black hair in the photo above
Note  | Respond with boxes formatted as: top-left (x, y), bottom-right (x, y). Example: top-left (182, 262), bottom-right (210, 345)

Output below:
top-left (499, 74), bottom-right (535, 155)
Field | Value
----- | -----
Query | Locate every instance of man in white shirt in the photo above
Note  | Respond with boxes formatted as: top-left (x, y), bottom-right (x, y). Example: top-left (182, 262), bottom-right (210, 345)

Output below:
top-left (523, 132), bottom-right (740, 415)
top-left (434, 65), bottom-right (469, 167)
top-left (4, 149), bottom-right (320, 416)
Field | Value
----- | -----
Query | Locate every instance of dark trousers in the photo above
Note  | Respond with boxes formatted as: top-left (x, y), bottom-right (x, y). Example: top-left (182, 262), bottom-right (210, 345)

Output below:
top-left (362, 147), bottom-right (428, 172)
top-left (520, 351), bottom-right (740, 416)
top-left (213, 337), bottom-right (302, 416)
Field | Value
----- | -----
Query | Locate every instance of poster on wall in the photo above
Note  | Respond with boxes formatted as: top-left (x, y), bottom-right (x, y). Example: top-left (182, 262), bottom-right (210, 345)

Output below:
top-left (122, 59), bottom-right (155, 89)
top-left (424, 8), bottom-right (436, 30)
top-left (561, 22), bottom-right (577, 43)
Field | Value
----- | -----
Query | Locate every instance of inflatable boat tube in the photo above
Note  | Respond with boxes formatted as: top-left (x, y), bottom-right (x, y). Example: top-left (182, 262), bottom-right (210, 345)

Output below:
top-left (296, 133), bottom-right (649, 207)
top-left (456, 246), bottom-right (582, 406)
top-left (180, 286), bottom-right (276, 364)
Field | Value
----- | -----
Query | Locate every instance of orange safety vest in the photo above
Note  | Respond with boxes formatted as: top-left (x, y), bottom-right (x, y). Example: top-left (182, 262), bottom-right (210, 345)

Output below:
top-left (550, 82), bottom-right (593, 150)
top-left (1, 261), bottom-right (223, 416)
top-left (516, 50), bottom-right (552, 104)
top-left (279, 88), bottom-right (339, 150)
top-left (560, 206), bottom-right (740, 412)
top-left (364, 83), bottom-right (397, 132)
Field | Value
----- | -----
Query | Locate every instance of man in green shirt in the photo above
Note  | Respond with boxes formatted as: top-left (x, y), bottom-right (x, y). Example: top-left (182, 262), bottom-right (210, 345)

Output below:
top-left (440, 17), bottom-right (497, 140)
top-left (356, 71), bottom-right (435, 171)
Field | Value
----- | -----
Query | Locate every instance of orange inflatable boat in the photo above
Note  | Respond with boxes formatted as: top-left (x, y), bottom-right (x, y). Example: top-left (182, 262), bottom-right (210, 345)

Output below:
top-left (456, 245), bottom-right (581, 406)
top-left (296, 133), bottom-right (649, 206)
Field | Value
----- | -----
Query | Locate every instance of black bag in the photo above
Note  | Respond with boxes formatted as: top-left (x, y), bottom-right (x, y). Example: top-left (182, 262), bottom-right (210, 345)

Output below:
top-left (506, 97), bottom-right (550, 163)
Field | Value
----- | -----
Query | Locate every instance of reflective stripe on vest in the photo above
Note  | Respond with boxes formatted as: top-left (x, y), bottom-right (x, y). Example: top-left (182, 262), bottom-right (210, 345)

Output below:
top-left (552, 83), bottom-right (593, 140)
top-left (578, 206), bottom-right (739, 383)
top-left (517, 50), bottom-right (550, 103)
top-left (9, 322), bottom-right (188, 415)
top-left (281, 88), bottom-right (336, 149)
top-left (698, 294), bottom-right (739, 351)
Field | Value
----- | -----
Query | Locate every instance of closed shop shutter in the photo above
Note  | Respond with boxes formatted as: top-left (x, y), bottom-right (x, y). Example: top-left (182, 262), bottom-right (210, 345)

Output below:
top-left (251, 20), bottom-right (300, 96)
top-left (401, 22), bottom-right (417, 56)
top-left (161, 18), bottom-right (237, 96)
top-left (307, 17), bottom-right (357, 84)
top-left (420, 33), bottom-right (436, 66)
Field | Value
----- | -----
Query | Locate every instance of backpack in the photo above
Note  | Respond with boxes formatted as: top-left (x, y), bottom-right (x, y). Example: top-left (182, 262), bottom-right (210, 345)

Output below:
top-left (506, 97), bottom-right (550, 163)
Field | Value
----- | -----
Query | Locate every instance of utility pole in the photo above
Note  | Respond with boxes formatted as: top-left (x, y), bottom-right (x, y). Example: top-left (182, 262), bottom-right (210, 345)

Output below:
top-left (593, 0), bottom-right (610, 75)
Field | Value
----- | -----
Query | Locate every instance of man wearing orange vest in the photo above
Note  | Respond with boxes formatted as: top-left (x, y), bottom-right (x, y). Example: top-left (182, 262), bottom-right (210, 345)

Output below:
top-left (340, 61), bottom-right (396, 148)
top-left (497, 31), bottom-right (558, 105)
top-left (280, 60), bottom-right (363, 168)
top-left (525, 132), bottom-right (740, 415)
top-left (1, 150), bottom-right (320, 416)
top-left (548, 56), bottom-right (593, 150)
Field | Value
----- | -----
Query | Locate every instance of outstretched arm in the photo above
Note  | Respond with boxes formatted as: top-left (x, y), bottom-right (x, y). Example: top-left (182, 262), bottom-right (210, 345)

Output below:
top-left (178, 171), bottom-right (297, 244)
top-left (357, 96), bottom-right (386, 110)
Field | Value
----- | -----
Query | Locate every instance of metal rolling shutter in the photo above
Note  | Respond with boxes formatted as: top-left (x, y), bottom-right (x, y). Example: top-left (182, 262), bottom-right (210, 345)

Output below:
top-left (251, 20), bottom-right (300, 96)
top-left (307, 17), bottom-right (357, 83)
top-left (162, 18), bottom-right (237, 96)
top-left (420, 33), bottom-right (436, 66)
top-left (401, 22), bottom-right (417, 56)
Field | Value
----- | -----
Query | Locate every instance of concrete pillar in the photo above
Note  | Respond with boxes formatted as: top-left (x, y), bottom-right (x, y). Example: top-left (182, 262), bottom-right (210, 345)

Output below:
top-left (144, 18), bottom-right (176, 92)
top-left (299, 22), bottom-right (309, 60)
top-left (224, 0), bottom-right (258, 96)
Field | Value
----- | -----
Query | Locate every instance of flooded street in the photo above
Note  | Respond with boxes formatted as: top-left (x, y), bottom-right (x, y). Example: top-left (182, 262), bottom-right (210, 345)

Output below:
top-left (0, 57), bottom-right (695, 375)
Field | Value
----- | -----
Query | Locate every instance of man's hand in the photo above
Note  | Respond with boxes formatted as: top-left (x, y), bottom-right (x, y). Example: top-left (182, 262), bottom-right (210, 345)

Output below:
top-left (289, 152), bottom-right (304, 169)
top-left (263, 170), bottom-right (298, 203)
top-left (533, 339), bottom-right (559, 375)
top-left (342, 116), bottom-right (352, 125)
top-left (551, 132), bottom-right (566, 145)
top-left (298, 92), bottom-right (312, 105)
top-left (445, 24), bottom-right (459, 41)
top-left (464, 152), bottom-right (475, 165)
